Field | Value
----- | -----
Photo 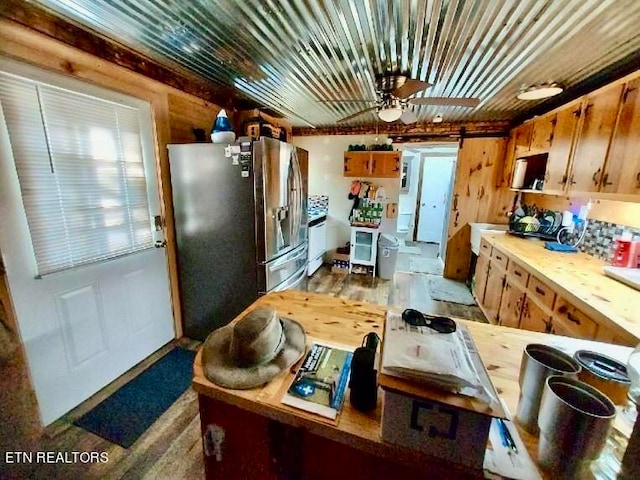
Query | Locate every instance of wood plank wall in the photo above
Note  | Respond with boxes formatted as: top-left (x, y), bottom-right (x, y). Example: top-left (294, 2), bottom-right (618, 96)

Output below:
top-left (444, 137), bottom-right (512, 280)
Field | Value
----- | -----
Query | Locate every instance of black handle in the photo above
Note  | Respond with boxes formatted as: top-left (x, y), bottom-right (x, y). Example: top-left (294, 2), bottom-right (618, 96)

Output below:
top-left (514, 271), bottom-right (522, 277)
top-left (566, 312), bottom-right (581, 325)
top-left (603, 173), bottom-right (613, 186)
top-left (535, 286), bottom-right (545, 296)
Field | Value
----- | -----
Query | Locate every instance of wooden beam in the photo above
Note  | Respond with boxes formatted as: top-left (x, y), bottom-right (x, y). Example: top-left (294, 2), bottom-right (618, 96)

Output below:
top-left (292, 120), bottom-right (510, 137)
top-left (0, 0), bottom-right (258, 110)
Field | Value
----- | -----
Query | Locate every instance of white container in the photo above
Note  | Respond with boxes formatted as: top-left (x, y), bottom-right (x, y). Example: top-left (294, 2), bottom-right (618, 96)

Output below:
top-left (381, 389), bottom-right (492, 470)
top-left (511, 159), bottom-right (527, 189)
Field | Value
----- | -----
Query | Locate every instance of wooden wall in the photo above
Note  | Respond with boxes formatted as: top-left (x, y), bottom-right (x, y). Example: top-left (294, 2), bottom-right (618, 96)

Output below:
top-left (0, 270), bottom-right (41, 451)
top-left (443, 137), bottom-right (512, 280)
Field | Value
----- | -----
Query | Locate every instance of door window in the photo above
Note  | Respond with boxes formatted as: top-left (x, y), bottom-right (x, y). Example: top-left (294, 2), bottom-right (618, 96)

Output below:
top-left (0, 71), bottom-right (155, 276)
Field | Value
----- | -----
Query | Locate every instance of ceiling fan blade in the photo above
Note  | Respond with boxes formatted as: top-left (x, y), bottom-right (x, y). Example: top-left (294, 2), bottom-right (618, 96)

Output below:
top-left (318, 99), bottom-right (375, 103)
top-left (400, 109), bottom-right (418, 124)
top-left (392, 79), bottom-right (432, 99)
top-left (410, 97), bottom-right (480, 107)
top-left (337, 106), bottom-right (378, 123)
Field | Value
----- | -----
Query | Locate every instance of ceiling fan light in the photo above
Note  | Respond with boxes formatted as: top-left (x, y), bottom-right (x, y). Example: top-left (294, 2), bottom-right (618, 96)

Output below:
top-left (517, 82), bottom-right (564, 100)
top-left (378, 106), bottom-right (403, 122)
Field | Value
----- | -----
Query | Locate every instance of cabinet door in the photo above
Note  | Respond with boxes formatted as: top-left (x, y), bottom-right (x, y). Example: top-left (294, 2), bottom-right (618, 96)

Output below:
top-left (371, 152), bottom-right (401, 178)
top-left (570, 84), bottom-right (624, 192)
top-left (602, 78), bottom-right (640, 194)
top-left (483, 262), bottom-right (505, 325)
top-left (513, 123), bottom-right (533, 157)
top-left (544, 102), bottom-right (581, 193)
top-left (344, 152), bottom-right (371, 177)
top-left (498, 279), bottom-right (525, 328)
top-left (520, 297), bottom-right (551, 333)
top-left (473, 252), bottom-right (490, 303)
top-left (529, 115), bottom-right (555, 153)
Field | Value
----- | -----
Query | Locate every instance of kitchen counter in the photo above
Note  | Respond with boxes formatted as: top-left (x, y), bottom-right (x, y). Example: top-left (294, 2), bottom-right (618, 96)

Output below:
top-left (482, 233), bottom-right (640, 344)
top-left (192, 290), bottom-right (632, 479)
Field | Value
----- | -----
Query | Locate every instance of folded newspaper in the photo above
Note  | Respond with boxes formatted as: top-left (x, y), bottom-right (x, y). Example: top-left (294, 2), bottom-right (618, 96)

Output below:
top-left (281, 343), bottom-right (353, 420)
top-left (381, 310), bottom-right (498, 405)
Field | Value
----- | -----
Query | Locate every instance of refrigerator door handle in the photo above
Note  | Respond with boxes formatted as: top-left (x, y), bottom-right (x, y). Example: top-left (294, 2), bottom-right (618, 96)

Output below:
top-left (268, 243), bottom-right (308, 271)
top-left (272, 263), bottom-right (307, 292)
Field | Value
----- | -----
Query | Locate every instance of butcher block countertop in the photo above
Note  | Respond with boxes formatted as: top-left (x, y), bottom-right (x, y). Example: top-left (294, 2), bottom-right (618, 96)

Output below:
top-left (482, 233), bottom-right (640, 344)
top-left (192, 290), bottom-right (632, 478)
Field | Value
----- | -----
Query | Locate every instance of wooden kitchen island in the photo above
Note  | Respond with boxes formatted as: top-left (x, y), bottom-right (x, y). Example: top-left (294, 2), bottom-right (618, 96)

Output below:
top-left (192, 290), bottom-right (632, 479)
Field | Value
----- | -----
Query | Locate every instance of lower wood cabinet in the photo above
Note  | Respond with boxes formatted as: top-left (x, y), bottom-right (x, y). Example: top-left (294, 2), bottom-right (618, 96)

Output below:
top-left (551, 297), bottom-right (598, 339)
top-left (474, 242), bottom-right (635, 345)
top-left (498, 279), bottom-right (526, 328)
top-left (473, 252), bottom-right (490, 302)
top-left (483, 262), bottom-right (506, 324)
top-left (520, 297), bottom-right (551, 333)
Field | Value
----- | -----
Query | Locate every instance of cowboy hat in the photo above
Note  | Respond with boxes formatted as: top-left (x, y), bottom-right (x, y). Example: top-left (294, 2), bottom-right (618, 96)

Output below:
top-left (202, 307), bottom-right (306, 389)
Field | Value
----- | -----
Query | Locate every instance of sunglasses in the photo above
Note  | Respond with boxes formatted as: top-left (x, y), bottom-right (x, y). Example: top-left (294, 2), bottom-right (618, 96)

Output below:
top-left (401, 309), bottom-right (457, 334)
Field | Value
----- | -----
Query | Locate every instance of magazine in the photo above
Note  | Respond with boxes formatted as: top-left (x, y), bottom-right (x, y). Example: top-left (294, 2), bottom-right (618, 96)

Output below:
top-left (281, 343), bottom-right (353, 420)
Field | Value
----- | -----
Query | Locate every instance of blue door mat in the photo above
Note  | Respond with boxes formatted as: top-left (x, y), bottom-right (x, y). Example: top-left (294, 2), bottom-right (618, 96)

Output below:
top-left (74, 347), bottom-right (196, 448)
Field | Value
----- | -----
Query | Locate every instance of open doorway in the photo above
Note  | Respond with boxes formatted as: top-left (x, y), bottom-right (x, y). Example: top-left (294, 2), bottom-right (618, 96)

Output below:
top-left (398, 143), bottom-right (458, 261)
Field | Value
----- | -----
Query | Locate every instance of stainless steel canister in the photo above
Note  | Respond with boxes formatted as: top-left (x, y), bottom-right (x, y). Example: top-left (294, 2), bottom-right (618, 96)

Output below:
top-left (538, 376), bottom-right (616, 478)
top-left (516, 344), bottom-right (581, 433)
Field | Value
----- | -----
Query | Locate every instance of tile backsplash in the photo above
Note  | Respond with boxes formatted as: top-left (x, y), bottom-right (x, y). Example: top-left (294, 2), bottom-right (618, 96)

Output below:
top-left (570, 219), bottom-right (640, 263)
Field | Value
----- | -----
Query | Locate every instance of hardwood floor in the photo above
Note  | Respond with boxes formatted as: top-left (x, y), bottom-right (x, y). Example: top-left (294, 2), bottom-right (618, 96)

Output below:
top-left (308, 241), bottom-right (486, 323)
top-left (5, 241), bottom-right (484, 479)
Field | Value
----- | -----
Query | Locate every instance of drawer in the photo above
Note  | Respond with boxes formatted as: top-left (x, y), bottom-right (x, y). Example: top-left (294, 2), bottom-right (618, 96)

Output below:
top-left (528, 276), bottom-right (556, 311)
top-left (507, 261), bottom-right (529, 287)
top-left (490, 248), bottom-right (509, 271)
top-left (479, 238), bottom-right (492, 256)
top-left (552, 298), bottom-right (598, 340)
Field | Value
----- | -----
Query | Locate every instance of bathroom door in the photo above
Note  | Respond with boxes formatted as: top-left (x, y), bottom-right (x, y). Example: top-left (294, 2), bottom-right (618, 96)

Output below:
top-left (417, 157), bottom-right (456, 243)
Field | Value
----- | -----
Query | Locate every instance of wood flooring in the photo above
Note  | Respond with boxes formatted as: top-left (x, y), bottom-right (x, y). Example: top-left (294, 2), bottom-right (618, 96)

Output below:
top-left (4, 241), bottom-right (485, 479)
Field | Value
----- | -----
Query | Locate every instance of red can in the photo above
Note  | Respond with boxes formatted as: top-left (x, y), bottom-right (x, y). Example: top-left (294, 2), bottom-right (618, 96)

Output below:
top-left (612, 238), bottom-right (632, 267)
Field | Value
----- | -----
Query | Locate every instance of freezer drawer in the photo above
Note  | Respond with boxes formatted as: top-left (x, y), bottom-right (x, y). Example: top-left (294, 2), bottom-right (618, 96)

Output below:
top-left (263, 243), bottom-right (308, 292)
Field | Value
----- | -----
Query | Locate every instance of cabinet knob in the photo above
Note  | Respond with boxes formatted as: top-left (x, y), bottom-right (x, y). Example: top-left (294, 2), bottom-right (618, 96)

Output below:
top-left (592, 168), bottom-right (601, 186)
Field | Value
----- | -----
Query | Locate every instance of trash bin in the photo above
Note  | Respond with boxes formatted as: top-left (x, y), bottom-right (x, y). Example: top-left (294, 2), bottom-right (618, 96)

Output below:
top-left (377, 234), bottom-right (400, 280)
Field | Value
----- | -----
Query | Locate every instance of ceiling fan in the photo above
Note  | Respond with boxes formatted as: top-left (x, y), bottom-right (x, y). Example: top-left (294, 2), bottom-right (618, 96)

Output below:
top-left (324, 73), bottom-right (480, 124)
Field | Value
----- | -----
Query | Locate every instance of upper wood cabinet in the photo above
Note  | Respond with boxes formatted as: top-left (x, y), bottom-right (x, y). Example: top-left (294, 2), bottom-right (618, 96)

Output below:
top-left (513, 123), bottom-right (533, 157)
top-left (602, 78), bottom-right (640, 194)
top-left (569, 83), bottom-right (625, 193)
top-left (543, 101), bottom-right (582, 193)
top-left (529, 115), bottom-right (555, 153)
top-left (343, 151), bottom-right (400, 178)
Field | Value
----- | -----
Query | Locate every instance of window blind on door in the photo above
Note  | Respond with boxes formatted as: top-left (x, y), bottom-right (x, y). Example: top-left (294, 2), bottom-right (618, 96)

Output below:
top-left (0, 72), bottom-right (153, 276)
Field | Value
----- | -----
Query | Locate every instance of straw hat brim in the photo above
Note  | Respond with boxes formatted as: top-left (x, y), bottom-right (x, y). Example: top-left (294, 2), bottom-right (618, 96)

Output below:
top-left (202, 316), bottom-right (307, 389)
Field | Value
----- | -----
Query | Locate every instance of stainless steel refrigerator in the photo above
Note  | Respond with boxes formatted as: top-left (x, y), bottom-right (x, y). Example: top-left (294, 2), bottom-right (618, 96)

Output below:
top-left (168, 138), bottom-right (308, 340)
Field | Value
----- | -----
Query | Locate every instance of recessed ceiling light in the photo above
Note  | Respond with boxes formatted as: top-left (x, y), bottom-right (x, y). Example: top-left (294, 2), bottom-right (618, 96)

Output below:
top-left (517, 82), bottom-right (564, 100)
top-left (432, 114), bottom-right (443, 123)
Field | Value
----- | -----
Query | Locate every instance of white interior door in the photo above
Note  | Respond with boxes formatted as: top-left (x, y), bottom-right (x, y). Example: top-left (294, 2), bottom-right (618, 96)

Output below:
top-left (0, 62), bottom-right (174, 425)
top-left (417, 157), bottom-right (456, 243)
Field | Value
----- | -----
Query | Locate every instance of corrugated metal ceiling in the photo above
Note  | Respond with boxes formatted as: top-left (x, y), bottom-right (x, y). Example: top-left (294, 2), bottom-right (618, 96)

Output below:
top-left (32, 0), bottom-right (640, 127)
